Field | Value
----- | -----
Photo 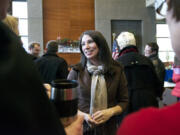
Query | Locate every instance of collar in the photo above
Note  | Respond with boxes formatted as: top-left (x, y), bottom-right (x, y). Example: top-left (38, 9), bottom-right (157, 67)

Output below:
top-left (119, 45), bottom-right (138, 56)
top-left (43, 52), bottom-right (58, 57)
top-left (149, 53), bottom-right (158, 59)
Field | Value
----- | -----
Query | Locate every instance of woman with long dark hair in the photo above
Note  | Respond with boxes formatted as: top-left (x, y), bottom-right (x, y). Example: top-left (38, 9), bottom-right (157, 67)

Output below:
top-left (68, 30), bottom-right (128, 135)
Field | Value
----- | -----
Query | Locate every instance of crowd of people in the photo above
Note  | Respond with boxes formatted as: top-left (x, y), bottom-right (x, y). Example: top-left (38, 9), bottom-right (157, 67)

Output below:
top-left (1, 0), bottom-right (180, 134)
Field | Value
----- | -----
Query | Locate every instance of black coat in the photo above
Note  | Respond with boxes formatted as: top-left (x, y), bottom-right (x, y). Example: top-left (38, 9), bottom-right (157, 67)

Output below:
top-left (0, 21), bottom-right (65, 135)
top-left (35, 52), bottom-right (68, 84)
top-left (117, 46), bottom-right (163, 113)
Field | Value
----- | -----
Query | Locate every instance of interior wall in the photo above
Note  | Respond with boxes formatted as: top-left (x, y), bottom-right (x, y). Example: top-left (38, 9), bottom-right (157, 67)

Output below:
top-left (28, 0), bottom-right (43, 55)
top-left (43, 0), bottom-right (95, 46)
top-left (95, 0), bottom-right (156, 53)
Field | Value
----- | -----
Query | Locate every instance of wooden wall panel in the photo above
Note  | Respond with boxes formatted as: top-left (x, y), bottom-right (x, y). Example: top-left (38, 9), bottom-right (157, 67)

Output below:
top-left (57, 53), bottom-right (81, 66)
top-left (43, 0), bottom-right (95, 45)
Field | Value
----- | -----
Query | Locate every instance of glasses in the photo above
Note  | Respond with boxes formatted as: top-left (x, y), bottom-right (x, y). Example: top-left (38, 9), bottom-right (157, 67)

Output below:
top-left (155, 0), bottom-right (167, 17)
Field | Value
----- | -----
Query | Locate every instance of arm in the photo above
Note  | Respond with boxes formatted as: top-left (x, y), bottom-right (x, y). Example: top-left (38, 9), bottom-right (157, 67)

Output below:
top-left (68, 69), bottom-right (98, 126)
top-left (78, 110), bottom-right (97, 126)
top-left (65, 114), bottom-right (84, 135)
top-left (92, 105), bottom-right (122, 125)
top-left (116, 68), bottom-right (129, 111)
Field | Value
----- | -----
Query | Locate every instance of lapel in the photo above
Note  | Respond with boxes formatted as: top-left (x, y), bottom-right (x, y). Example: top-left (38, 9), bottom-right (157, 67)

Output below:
top-left (105, 66), bottom-right (116, 94)
top-left (79, 68), bottom-right (92, 93)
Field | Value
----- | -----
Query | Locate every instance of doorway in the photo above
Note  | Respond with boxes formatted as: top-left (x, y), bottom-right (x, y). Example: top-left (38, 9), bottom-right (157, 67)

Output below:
top-left (111, 20), bottom-right (142, 51)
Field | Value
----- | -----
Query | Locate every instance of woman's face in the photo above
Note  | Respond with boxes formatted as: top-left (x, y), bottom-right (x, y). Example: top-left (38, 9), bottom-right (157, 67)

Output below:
top-left (81, 34), bottom-right (99, 61)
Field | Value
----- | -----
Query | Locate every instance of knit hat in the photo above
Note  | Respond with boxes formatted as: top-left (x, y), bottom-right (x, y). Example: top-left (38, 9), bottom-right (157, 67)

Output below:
top-left (46, 40), bottom-right (58, 53)
top-left (116, 32), bottom-right (136, 50)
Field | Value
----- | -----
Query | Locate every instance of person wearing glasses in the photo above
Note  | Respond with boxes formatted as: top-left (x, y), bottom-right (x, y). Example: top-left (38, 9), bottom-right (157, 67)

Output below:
top-left (117, 0), bottom-right (180, 135)
top-left (68, 30), bottom-right (129, 135)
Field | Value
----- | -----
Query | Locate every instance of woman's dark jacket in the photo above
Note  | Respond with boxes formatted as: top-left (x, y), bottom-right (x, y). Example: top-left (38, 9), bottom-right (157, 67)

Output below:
top-left (116, 46), bottom-right (163, 114)
top-left (68, 61), bottom-right (128, 135)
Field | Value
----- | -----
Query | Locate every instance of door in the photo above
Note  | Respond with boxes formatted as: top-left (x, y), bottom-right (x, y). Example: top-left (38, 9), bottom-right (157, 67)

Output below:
top-left (111, 20), bottom-right (142, 51)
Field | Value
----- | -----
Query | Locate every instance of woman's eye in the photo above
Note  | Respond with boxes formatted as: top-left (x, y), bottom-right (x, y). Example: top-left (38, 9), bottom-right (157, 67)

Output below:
top-left (87, 40), bottom-right (94, 44)
top-left (81, 43), bottom-right (85, 46)
top-left (81, 40), bottom-right (94, 46)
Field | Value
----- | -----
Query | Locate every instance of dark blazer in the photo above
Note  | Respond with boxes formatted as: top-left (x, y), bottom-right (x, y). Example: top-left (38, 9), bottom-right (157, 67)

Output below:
top-left (0, 21), bottom-right (65, 135)
top-left (68, 61), bottom-right (128, 135)
top-left (35, 52), bottom-right (69, 84)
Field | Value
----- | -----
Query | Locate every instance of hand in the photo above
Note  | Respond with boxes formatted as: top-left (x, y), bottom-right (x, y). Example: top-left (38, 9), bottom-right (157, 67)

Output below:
top-left (78, 110), bottom-right (96, 127)
top-left (65, 115), bottom-right (84, 135)
top-left (43, 83), bottom-right (51, 98)
top-left (92, 109), bottom-right (113, 125)
top-left (84, 113), bottom-right (97, 127)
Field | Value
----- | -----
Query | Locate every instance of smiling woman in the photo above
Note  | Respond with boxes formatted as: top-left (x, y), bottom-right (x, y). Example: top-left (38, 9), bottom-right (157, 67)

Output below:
top-left (68, 30), bottom-right (128, 135)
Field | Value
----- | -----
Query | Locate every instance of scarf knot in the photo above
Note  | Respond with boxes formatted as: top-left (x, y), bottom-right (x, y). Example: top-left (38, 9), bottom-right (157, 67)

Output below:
top-left (87, 64), bottom-right (104, 75)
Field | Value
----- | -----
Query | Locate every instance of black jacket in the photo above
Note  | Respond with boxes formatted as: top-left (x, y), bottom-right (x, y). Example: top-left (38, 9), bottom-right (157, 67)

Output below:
top-left (117, 46), bottom-right (163, 113)
top-left (35, 52), bottom-right (68, 84)
top-left (0, 21), bottom-right (65, 135)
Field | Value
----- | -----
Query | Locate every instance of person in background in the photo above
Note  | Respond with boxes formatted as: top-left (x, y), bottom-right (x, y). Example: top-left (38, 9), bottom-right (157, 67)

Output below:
top-left (68, 30), bottom-right (128, 135)
top-left (2, 14), bottom-right (19, 35)
top-left (116, 32), bottom-right (163, 115)
top-left (0, 0), bottom-right (83, 134)
top-left (117, 0), bottom-right (180, 134)
top-left (144, 42), bottom-right (165, 85)
top-left (35, 40), bottom-right (69, 84)
top-left (28, 42), bottom-right (41, 60)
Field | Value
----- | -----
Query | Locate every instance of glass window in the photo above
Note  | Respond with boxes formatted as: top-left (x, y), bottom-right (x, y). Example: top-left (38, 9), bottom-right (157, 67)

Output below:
top-left (157, 38), bottom-right (173, 51)
top-left (12, 2), bottom-right (27, 18)
top-left (18, 19), bottom-right (28, 35)
top-left (12, 1), bottom-right (28, 52)
top-left (156, 24), bottom-right (170, 37)
top-left (156, 24), bottom-right (175, 62)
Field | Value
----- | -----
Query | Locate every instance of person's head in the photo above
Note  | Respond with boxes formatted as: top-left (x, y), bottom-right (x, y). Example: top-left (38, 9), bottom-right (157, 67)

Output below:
top-left (156, 0), bottom-right (180, 59)
top-left (116, 32), bottom-right (136, 50)
top-left (79, 30), bottom-right (112, 67)
top-left (2, 14), bottom-right (19, 35)
top-left (28, 42), bottom-right (41, 57)
top-left (0, 0), bottom-right (10, 20)
top-left (144, 42), bottom-right (159, 57)
top-left (46, 40), bottom-right (58, 53)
